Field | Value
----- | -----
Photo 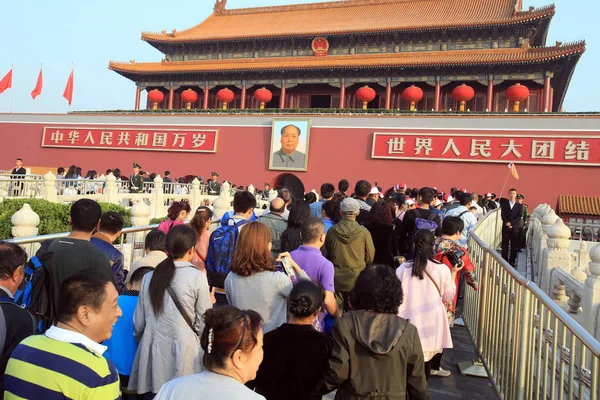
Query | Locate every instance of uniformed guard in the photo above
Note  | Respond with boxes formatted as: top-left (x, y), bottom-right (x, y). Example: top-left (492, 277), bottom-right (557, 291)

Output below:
top-left (130, 163), bottom-right (144, 193)
top-left (208, 171), bottom-right (220, 195)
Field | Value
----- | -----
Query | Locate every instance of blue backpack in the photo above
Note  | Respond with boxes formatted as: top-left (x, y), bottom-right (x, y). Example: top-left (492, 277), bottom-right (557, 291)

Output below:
top-left (206, 218), bottom-right (249, 289)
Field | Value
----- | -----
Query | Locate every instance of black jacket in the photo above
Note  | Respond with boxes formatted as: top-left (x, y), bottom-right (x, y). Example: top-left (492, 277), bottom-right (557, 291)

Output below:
top-left (398, 208), bottom-right (443, 255)
top-left (363, 222), bottom-right (398, 267)
top-left (501, 201), bottom-right (523, 232)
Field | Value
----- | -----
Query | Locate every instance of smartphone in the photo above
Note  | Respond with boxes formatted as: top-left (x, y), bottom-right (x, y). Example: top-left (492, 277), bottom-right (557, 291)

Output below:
top-left (281, 256), bottom-right (295, 277)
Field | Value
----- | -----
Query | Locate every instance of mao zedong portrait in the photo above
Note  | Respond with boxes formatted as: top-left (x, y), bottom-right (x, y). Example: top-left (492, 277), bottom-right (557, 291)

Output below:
top-left (271, 124), bottom-right (306, 169)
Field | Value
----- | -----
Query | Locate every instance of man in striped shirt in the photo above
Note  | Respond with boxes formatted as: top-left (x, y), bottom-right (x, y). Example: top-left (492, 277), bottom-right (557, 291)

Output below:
top-left (5, 271), bottom-right (123, 399)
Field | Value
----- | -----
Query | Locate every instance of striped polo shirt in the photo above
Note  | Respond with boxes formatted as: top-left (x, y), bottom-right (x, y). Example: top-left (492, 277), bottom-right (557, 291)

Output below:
top-left (4, 333), bottom-right (121, 399)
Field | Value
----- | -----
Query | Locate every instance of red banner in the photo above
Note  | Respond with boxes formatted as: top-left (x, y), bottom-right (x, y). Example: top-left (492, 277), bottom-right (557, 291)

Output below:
top-left (41, 127), bottom-right (218, 153)
top-left (371, 131), bottom-right (600, 166)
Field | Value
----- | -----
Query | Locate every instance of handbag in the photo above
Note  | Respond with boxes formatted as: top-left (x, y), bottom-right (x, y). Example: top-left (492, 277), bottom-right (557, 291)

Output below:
top-left (167, 287), bottom-right (198, 336)
top-left (423, 269), bottom-right (456, 327)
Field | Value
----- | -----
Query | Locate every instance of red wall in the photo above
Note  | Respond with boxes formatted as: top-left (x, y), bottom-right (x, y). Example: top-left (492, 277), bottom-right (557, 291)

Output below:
top-left (1, 119), bottom-right (599, 210)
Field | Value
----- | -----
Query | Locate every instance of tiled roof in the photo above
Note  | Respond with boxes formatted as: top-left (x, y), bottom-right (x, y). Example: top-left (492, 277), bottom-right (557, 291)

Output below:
top-left (558, 195), bottom-right (600, 216)
top-left (109, 43), bottom-right (585, 75)
top-left (141, 0), bottom-right (555, 43)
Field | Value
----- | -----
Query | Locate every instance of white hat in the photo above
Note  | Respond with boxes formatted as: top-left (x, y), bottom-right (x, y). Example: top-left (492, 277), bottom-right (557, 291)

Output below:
top-left (434, 199), bottom-right (442, 207)
top-left (405, 198), bottom-right (415, 206)
top-left (369, 187), bottom-right (381, 195)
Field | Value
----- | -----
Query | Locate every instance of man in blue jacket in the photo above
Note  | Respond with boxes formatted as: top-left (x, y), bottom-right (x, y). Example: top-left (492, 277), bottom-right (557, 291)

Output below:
top-left (91, 211), bottom-right (126, 293)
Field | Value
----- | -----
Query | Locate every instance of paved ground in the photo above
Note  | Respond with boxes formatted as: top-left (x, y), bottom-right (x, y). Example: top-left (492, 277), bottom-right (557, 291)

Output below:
top-left (322, 322), bottom-right (497, 399)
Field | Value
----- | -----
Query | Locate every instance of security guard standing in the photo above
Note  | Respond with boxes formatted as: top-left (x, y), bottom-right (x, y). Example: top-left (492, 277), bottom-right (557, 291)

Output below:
top-left (208, 171), bottom-right (221, 195)
top-left (130, 163), bottom-right (144, 193)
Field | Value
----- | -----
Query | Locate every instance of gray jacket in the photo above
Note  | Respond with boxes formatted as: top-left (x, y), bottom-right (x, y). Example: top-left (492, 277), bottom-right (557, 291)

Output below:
top-left (258, 212), bottom-right (288, 256)
top-left (129, 261), bottom-right (212, 394)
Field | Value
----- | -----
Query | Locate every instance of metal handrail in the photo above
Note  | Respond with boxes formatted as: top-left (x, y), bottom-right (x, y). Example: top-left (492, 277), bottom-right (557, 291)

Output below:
top-left (7, 224), bottom-right (160, 245)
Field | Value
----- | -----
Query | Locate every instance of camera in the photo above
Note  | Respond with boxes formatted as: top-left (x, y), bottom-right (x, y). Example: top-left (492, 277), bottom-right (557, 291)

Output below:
top-left (446, 250), bottom-right (465, 268)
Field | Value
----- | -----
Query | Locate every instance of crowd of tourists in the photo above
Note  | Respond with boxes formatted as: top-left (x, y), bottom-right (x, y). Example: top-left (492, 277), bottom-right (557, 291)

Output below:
top-left (0, 177), bottom-right (529, 399)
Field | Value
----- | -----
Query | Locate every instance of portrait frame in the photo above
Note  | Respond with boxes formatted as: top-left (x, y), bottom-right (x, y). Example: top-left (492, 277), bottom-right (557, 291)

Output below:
top-left (269, 118), bottom-right (312, 172)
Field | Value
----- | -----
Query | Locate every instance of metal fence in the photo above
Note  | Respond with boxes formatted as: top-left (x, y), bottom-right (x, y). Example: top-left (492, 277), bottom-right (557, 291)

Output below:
top-left (464, 209), bottom-right (600, 400)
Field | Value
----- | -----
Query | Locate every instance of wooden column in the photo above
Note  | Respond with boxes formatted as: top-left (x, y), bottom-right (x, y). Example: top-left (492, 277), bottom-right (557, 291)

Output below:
top-left (135, 86), bottom-right (141, 110)
top-left (339, 83), bottom-right (346, 108)
top-left (549, 87), bottom-right (554, 112)
top-left (434, 80), bottom-right (441, 111)
top-left (203, 85), bottom-right (209, 110)
top-left (486, 79), bottom-right (494, 111)
top-left (168, 85), bottom-right (174, 110)
top-left (279, 83), bottom-right (286, 109)
top-left (240, 84), bottom-right (246, 109)
top-left (385, 81), bottom-right (392, 110)
top-left (543, 75), bottom-right (551, 112)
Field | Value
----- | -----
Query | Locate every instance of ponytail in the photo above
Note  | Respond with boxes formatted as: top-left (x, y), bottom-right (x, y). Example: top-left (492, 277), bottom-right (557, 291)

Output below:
top-left (411, 229), bottom-right (435, 279)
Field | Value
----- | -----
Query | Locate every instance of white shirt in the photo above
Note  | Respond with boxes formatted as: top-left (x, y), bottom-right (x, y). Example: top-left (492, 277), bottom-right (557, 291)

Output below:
top-left (509, 201), bottom-right (516, 209)
top-left (45, 325), bottom-right (107, 355)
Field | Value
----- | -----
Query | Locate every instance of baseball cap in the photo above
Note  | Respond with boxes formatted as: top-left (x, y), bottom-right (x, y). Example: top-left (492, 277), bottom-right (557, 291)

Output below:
top-left (405, 198), bottom-right (415, 206)
top-left (485, 192), bottom-right (493, 198)
top-left (395, 182), bottom-right (407, 191)
top-left (459, 187), bottom-right (467, 193)
top-left (369, 187), bottom-right (381, 195)
top-left (341, 198), bottom-right (360, 214)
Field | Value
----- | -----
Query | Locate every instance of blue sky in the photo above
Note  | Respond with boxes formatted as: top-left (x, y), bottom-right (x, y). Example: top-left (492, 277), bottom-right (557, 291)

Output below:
top-left (0, 0), bottom-right (597, 113)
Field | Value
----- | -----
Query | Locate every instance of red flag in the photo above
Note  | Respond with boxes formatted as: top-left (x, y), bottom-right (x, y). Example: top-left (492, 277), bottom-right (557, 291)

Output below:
top-left (0, 69), bottom-right (12, 94)
top-left (31, 68), bottom-right (43, 99)
top-left (63, 68), bottom-right (74, 106)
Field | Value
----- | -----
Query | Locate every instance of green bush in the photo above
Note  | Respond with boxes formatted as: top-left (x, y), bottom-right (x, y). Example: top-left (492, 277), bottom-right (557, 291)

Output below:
top-left (149, 217), bottom-right (167, 225)
top-left (0, 199), bottom-right (132, 240)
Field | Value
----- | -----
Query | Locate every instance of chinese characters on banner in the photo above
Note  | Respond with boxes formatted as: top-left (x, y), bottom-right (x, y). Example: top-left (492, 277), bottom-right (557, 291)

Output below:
top-left (41, 127), bottom-right (218, 153)
top-left (371, 132), bottom-right (600, 166)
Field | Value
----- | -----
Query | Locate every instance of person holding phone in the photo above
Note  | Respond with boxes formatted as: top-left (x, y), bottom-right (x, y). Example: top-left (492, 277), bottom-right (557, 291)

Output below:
top-left (225, 222), bottom-right (310, 334)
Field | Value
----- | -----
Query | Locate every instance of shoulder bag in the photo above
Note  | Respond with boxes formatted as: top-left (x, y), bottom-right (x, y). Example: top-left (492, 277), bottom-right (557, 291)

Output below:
top-left (423, 268), bottom-right (456, 327)
top-left (167, 287), bottom-right (198, 336)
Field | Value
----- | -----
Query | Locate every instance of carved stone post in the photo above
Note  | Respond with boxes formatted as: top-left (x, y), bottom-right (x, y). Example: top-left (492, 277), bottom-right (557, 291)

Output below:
top-left (103, 173), bottom-right (118, 205)
top-left (538, 209), bottom-right (558, 286)
top-left (191, 178), bottom-right (201, 211)
top-left (213, 181), bottom-right (231, 219)
top-left (542, 218), bottom-right (571, 295)
top-left (583, 243), bottom-right (600, 340)
top-left (11, 204), bottom-right (40, 238)
top-left (247, 184), bottom-right (255, 194)
top-left (152, 175), bottom-right (164, 219)
top-left (572, 241), bottom-right (590, 282)
top-left (41, 171), bottom-right (57, 203)
top-left (131, 200), bottom-right (151, 227)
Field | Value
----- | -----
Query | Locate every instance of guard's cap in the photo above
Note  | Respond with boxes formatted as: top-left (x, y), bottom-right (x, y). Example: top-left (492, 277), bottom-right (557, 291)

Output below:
top-left (133, 163), bottom-right (141, 169)
top-left (264, 182), bottom-right (271, 186)
top-left (212, 171), bottom-right (219, 177)
top-left (517, 194), bottom-right (525, 200)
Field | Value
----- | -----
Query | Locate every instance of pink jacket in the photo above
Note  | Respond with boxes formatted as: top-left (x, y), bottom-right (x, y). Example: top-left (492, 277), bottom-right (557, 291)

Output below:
top-left (396, 260), bottom-right (455, 359)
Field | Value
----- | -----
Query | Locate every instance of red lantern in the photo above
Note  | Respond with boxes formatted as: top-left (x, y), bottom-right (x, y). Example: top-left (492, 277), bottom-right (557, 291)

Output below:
top-left (217, 88), bottom-right (235, 110)
top-left (356, 85), bottom-right (376, 109)
top-left (147, 89), bottom-right (164, 110)
top-left (506, 83), bottom-right (530, 112)
top-left (401, 85), bottom-right (424, 111)
top-left (181, 89), bottom-right (198, 110)
top-left (254, 87), bottom-right (272, 109)
top-left (452, 84), bottom-right (475, 112)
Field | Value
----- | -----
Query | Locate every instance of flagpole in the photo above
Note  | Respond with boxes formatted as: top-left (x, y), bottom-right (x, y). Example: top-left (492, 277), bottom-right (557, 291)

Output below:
top-left (70, 62), bottom-right (74, 111)
top-left (8, 64), bottom-right (13, 113)
top-left (38, 63), bottom-right (42, 114)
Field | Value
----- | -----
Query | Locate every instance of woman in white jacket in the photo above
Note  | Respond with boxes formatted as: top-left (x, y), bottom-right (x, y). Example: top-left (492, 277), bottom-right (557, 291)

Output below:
top-left (128, 224), bottom-right (212, 397)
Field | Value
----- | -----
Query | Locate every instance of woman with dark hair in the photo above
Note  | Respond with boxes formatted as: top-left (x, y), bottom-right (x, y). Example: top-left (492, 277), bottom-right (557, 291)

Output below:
top-left (321, 199), bottom-right (338, 232)
top-left (252, 281), bottom-right (331, 400)
top-left (189, 206), bottom-right (214, 271)
top-left (281, 201), bottom-right (311, 252)
top-left (64, 165), bottom-right (77, 189)
top-left (129, 224), bottom-right (212, 397)
top-left (325, 265), bottom-right (429, 399)
top-left (304, 192), bottom-right (318, 205)
top-left (225, 222), bottom-right (309, 334)
top-left (363, 202), bottom-right (399, 267)
top-left (155, 306), bottom-right (265, 400)
top-left (158, 200), bottom-right (192, 234)
top-left (396, 229), bottom-right (460, 379)
top-left (84, 170), bottom-right (98, 194)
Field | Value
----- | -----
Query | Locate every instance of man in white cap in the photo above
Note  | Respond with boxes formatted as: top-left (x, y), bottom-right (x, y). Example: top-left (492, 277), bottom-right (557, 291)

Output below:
top-left (325, 197), bottom-right (375, 311)
top-left (366, 186), bottom-right (381, 207)
top-left (484, 192), bottom-right (498, 211)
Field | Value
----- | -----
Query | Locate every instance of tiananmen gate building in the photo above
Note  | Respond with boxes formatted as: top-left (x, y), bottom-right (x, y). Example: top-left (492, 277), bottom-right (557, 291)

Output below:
top-left (109, 0), bottom-right (585, 112)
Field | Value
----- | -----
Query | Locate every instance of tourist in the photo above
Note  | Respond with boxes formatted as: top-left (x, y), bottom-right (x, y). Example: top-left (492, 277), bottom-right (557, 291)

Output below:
top-left (501, 188), bottom-right (523, 267)
top-left (252, 280), bottom-right (331, 400)
top-left (91, 211), bottom-right (126, 293)
top-left (325, 198), bottom-right (375, 311)
top-left (325, 265), bottom-right (429, 399)
top-left (310, 182), bottom-right (335, 217)
top-left (45, 199), bottom-right (112, 306)
top-left (321, 199), bottom-right (338, 232)
top-left (163, 170), bottom-right (173, 183)
top-left (104, 266), bottom-right (154, 400)
top-left (484, 192), bottom-right (498, 211)
top-left (158, 200), bottom-right (192, 234)
top-left (366, 186), bottom-right (381, 207)
top-left (83, 170), bottom-right (99, 194)
top-left (262, 188), bottom-right (292, 220)
top-left (0, 242), bottom-right (35, 397)
top-left (128, 224), bottom-right (212, 397)
top-left (398, 187), bottom-right (443, 258)
top-left (335, 178), bottom-right (349, 199)
top-left (352, 180), bottom-right (372, 224)
top-left (305, 191), bottom-right (318, 204)
top-left (364, 202), bottom-right (399, 267)
top-left (208, 171), bottom-right (221, 195)
top-left (225, 222), bottom-right (309, 334)
top-left (518, 194), bottom-right (529, 252)
top-left (291, 217), bottom-right (341, 326)
top-left (189, 206), bottom-right (214, 271)
top-left (258, 197), bottom-right (288, 258)
top-left (281, 201), bottom-right (311, 252)
top-left (397, 230), bottom-right (459, 379)
top-left (400, 198), bottom-right (415, 221)
top-left (155, 307), bottom-right (265, 400)
top-left (4, 271), bottom-right (122, 399)
top-left (126, 229), bottom-right (167, 284)
top-left (444, 192), bottom-right (478, 248)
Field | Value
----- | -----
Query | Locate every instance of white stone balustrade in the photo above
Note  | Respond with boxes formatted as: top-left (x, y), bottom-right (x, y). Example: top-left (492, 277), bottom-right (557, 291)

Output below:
top-left (11, 204), bottom-right (40, 238)
top-left (584, 244), bottom-right (600, 340)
